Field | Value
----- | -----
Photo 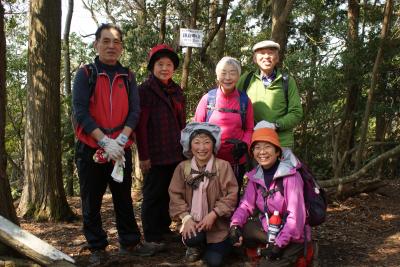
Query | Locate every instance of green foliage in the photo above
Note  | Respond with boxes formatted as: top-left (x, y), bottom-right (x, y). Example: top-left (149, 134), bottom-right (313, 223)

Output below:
top-left (3, 0), bottom-right (400, 202)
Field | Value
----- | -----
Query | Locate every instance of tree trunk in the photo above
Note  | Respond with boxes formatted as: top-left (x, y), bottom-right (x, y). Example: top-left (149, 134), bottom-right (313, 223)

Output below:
top-left (137, 0), bottom-right (147, 27)
top-left (158, 0), bottom-right (167, 43)
top-left (270, 0), bottom-right (294, 62)
top-left (199, 0), bottom-right (230, 63)
top-left (180, 0), bottom-right (199, 91)
top-left (63, 0), bottom-right (75, 197)
top-left (0, 2), bottom-right (19, 225)
top-left (355, 0), bottom-right (393, 170)
top-left (332, 0), bottom-right (360, 178)
top-left (18, 0), bottom-right (74, 221)
top-left (216, 18), bottom-right (226, 60)
top-left (298, 4), bottom-right (323, 161)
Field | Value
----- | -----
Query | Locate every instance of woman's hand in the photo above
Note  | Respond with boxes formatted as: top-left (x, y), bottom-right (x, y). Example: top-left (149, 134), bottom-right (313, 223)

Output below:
top-left (197, 211), bottom-right (217, 232)
top-left (139, 159), bottom-right (151, 173)
top-left (181, 218), bottom-right (198, 240)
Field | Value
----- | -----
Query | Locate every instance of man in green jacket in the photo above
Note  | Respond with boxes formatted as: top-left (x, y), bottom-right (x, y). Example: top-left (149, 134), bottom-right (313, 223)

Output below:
top-left (236, 40), bottom-right (303, 149)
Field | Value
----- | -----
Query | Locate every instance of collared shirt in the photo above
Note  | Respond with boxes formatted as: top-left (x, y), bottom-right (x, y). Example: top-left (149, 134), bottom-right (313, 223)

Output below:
top-left (261, 69), bottom-right (276, 87)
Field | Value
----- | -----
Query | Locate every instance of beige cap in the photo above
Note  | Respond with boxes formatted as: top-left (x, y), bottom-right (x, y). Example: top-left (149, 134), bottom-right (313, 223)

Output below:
top-left (252, 40), bottom-right (280, 52)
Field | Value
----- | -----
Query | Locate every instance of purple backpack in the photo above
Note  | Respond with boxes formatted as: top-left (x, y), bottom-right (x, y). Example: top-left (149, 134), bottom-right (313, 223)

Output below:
top-left (259, 162), bottom-right (327, 226)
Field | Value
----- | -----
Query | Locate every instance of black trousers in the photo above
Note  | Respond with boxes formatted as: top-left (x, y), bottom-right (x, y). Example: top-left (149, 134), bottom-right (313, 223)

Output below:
top-left (242, 218), bottom-right (305, 267)
top-left (75, 141), bottom-right (141, 250)
top-left (141, 163), bottom-right (178, 242)
top-left (230, 163), bottom-right (246, 207)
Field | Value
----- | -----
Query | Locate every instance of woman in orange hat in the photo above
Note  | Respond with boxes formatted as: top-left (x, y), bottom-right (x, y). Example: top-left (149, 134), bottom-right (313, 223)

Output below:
top-left (229, 121), bottom-right (312, 267)
top-left (136, 44), bottom-right (186, 253)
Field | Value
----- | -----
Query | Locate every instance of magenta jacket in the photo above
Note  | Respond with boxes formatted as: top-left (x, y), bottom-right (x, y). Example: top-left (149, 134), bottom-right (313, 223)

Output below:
top-left (194, 87), bottom-right (254, 165)
top-left (230, 150), bottom-right (311, 248)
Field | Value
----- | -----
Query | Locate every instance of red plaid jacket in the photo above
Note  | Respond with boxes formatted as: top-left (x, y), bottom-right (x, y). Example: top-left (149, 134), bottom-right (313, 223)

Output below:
top-left (136, 74), bottom-right (186, 165)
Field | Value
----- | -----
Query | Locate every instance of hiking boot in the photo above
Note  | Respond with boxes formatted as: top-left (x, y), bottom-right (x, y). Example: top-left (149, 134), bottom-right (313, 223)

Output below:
top-left (185, 247), bottom-right (202, 262)
top-left (143, 241), bottom-right (167, 253)
top-left (88, 249), bottom-right (107, 265)
top-left (119, 242), bottom-right (155, 257)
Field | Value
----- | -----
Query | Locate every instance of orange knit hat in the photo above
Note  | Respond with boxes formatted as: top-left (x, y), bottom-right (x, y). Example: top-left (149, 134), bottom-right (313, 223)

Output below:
top-left (250, 128), bottom-right (281, 152)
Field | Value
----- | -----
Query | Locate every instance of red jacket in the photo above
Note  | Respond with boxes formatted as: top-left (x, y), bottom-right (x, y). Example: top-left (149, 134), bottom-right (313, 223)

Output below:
top-left (74, 64), bottom-right (137, 148)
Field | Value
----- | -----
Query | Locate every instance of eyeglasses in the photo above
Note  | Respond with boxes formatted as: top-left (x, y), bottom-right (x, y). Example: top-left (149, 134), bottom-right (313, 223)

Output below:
top-left (253, 144), bottom-right (275, 153)
top-left (100, 38), bottom-right (122, 46)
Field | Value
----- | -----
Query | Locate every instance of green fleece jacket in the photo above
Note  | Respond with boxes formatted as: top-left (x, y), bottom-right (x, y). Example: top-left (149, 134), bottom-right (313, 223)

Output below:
top-left (236, 69), bottom-right (303, 148)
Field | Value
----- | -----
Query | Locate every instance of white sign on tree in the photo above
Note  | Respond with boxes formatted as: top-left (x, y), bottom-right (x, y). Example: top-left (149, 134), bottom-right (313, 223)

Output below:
top-left (180, 28), bottom-right (204, 48)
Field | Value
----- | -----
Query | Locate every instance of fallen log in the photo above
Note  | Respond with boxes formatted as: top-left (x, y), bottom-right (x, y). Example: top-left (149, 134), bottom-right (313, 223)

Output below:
top-left (0, 256), bottom-right (41, 267)
top-left (319, 144), bottom-right (400, 188)
top-left (325, 178), bottom-right (387, 200)
top-left (0, 215), bottom-right (75, 267)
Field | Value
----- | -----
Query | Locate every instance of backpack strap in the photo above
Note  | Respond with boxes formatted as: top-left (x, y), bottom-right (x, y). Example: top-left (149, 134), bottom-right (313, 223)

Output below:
top-left (238, 91), bottom-right (248, 130)
top-left (206, 88), bottom-right (248, 130)
top-left (84, 63), bottom-right (97, 98)
top-left (281, 72), bottom-right (289, 115)
top-left (206, 88), bottom-right (217, 122)
top-left (255, 180), bottom-right (283, 216)
top-left (184, 160), bottom-right (192, 178)
top-left (84, 63), bottom-right (132, 98)
top-left (242, 71), bottom-right (254, 92)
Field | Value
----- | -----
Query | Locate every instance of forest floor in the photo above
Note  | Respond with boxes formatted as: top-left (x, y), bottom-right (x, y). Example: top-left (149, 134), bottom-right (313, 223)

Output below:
top-left (18, 178), bottom-right (400, 267)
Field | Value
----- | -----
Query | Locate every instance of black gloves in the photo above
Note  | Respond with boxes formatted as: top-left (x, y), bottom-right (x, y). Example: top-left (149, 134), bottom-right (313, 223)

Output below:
top-left (259, 245), bottom-right (283, 260)
top-left (229, 225), bottom-right (242, 245)
top-left (226, 139), bottom-right (248, 161)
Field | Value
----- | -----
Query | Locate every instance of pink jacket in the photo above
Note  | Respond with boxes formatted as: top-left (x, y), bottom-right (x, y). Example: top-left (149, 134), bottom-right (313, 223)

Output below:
top-left (194, 88), bottom-right (254, 165)
top-left (230, 150), bottom-right (311, 248)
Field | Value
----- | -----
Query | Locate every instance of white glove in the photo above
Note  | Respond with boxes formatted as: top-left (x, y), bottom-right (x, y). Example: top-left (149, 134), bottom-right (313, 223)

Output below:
top-left (115, 133), bottom-right (129, 146)
top-left (98, 136), bottom-right (125, 161)
top-left (254, 120), bottom-right (276, 130)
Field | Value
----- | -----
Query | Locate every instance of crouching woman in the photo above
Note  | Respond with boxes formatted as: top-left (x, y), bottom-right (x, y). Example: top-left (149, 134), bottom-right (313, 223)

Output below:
top-left (230, 122), bottom-right (312, 267)
top-left (169, 122), bottom-right (238, 267)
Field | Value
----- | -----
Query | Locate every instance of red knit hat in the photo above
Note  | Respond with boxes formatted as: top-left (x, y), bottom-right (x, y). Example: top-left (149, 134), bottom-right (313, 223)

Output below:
top-left (147, 44), bottom-right (179, 70)
top-left (250, 128), bottom-right (281, 152)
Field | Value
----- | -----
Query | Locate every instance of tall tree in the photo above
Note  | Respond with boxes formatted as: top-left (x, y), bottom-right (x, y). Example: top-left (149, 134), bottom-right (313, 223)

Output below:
top-left (332, 0), bottom-right (361, 178)
top-left (63, 0), bottom-right (74, 196)
top-left (180, 0), bottom-right (199, 91)
top-left (18, 0), bottom-right (73, 220)
top-left (0, 1), bottom-right (19, 225)
top-left (270, 0), bottom-right (294, 60)
top-left (355, 0), bottom-right (394, 170)
top-left (158, 0), bottom-right (167, 43)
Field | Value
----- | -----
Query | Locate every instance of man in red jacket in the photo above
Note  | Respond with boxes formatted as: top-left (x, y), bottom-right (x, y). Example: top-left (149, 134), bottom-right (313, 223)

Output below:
top-left (72, 24), bottom-right (154, 264)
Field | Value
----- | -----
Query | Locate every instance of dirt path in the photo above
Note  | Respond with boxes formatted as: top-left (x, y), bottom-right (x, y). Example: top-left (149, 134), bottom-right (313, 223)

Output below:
top-left (19, 179), bottom-right (400, 267)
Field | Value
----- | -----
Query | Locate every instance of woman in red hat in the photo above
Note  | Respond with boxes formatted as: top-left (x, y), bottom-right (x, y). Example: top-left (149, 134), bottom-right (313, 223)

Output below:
top-left (136, 44), bottom-right (186, 252)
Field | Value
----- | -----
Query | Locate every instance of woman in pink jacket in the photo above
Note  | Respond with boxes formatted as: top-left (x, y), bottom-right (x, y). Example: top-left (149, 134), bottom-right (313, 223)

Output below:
top-left (194, 56), bottom-right (254, 202)
top-left (229, 122), bottom-right (312, 267)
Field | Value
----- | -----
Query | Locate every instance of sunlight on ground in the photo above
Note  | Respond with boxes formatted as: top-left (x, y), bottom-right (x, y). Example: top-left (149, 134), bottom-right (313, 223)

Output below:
top-left (368, 232), bottom-right (400, 263)
top-left (380, 213), bottom-right (399, 221)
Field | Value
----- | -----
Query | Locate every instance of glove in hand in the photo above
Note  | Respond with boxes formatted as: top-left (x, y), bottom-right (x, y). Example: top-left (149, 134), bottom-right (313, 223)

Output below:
top-left (115, 133), bottom-right (129, 146)
top-left (232, 141), bottom-right (248, 161)
top-left (227, 139), bottom-right (248, 161)
top-left (229, 225), bottom-right (242, 245)
top-left (98, 136), bottom-right (124, 161)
